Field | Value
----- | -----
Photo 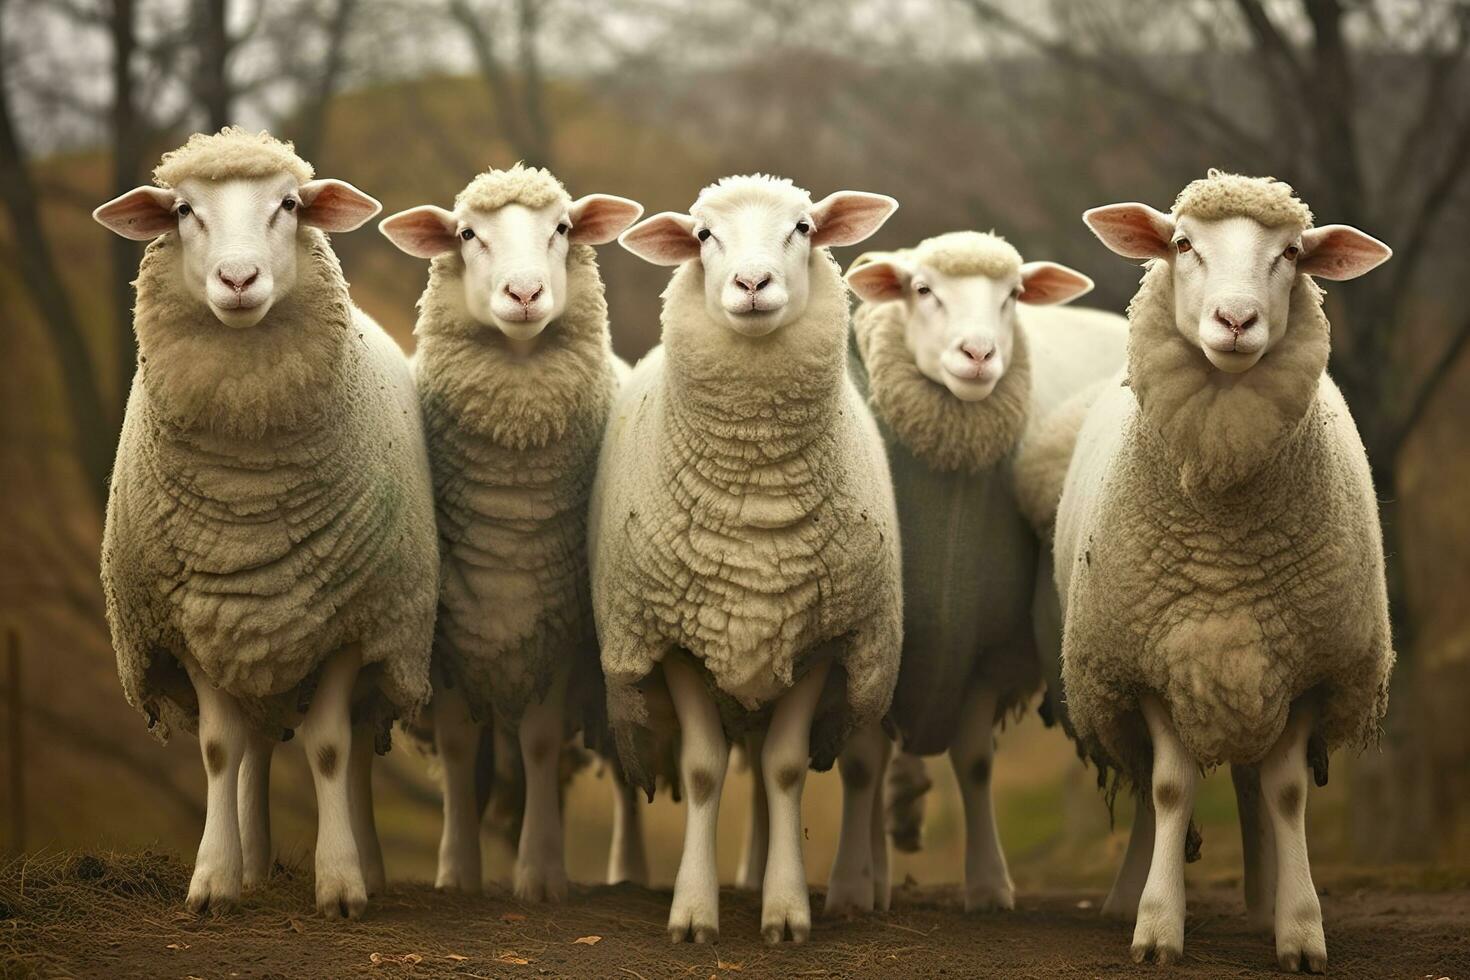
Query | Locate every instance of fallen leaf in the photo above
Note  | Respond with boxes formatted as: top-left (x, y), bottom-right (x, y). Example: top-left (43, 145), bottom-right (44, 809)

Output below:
top-left (166, 942), bottom-right (190, 950)
top-left (501, 912), bottom-right (527, 923)
top-left (403, 954), bottom-right (423, 965)
top-left (369, 952), bottom-right (386, 964)
top-left (572, 935), bottom-right (602, 946)
top-left (446, 953), bottom-right (469, 962)
top-left (496, 952), bottom-right (531, 966)
top-left (287, 918), bottom-right (305, 933)
top-left (717, 960), bottom-right (743, 971)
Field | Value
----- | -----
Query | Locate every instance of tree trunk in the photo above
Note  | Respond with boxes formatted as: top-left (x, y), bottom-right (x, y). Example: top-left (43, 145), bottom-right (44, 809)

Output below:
top-left (291, 0), bottom-right (358, 163)
top-left (198, 0), bottom-right (231, 131)
top-left (110, 0), bottom-right (142, 423)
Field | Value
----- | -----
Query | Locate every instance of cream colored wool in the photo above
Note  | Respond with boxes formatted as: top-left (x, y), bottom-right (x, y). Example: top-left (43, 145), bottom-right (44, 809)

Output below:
top-left (414, 230), bottom-right (618, 725)
top-left (153, 127), bottom-right (313, 187)
top-left (590, 246), bottom-right (903, 793)
top-left (1013, 378), bottom-right (1114, 530)
top-left (1055, 183), bottom-right (1393, 776)
top-left (1172, 169), bottom-right (1312, 229)
top-left (455, 162), bottom-right (570, 214)
top-left (103, 227), bottom-right (437, 742)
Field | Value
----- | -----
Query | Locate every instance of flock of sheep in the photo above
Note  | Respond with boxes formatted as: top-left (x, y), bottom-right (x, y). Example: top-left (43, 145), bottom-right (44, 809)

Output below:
top-left (90, 127), bottom-right (1395, 973)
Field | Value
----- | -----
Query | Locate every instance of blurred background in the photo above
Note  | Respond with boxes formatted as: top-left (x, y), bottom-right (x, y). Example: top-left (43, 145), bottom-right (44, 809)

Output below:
top-left (1, 0), bottom-right (1467, 893)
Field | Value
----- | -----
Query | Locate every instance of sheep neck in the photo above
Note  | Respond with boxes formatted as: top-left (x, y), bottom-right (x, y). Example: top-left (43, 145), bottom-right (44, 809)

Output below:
top-left (1126, 261), bottom-right (1330, 498)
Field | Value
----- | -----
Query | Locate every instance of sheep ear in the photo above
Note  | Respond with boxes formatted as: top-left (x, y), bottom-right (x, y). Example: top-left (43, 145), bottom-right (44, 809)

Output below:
top-left (1298, 224), bottom-right (1391, 281)
top-left (846, 259), bottom-right (910, 304)
top-left (810, 191), bottom-right (898, 247)
top-left (1083, 203), bottom-right (1174, 260)
top-left (619, 211), bottom-right (699, 266)
top-left (379, 206), bottom-right (459, 259)
top-left (568, 194), bottom-right (644, 245)
top-left (93, 186), bottom-right (177, 240)
top-left (298, 178), bottom-right (382, 232)
top-left (1019, 261), bottom-right (1094, 305)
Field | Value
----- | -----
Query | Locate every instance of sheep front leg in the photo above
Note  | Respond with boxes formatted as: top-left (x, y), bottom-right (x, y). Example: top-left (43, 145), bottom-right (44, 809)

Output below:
top-left (607, 762), bottom-right (649, 885)
top-left (1261, 703), bottom-right (1326, 974)
top-left (665, 654), bottom-right (729, 943)
top-left (1130, 694), bottom-right (1198, 965)
top-left (824, 720), bottom-right (888, 915)
top-left (433, 684), bottom-right (482, 893)
top-left (949, 682), bottom-right (1014, 912)
top-left (760, 660), bottom-right (831, 944)
top-left (238, 730), bottom-right (274, 889)
top-left (735, 732), bottom-right (769, 890)
top-left (1101, 790), bottom-right (1153, 920)
top-left (184, 663), bottom-right (249, 913)
top-left (349, 722), bottom-right (387, 896)
top-left (1232, 762), bottom-right (1277, 931)
top-left (871, 736), bottom-right (892, 912)
top-left (514, 672), bottom-right (569, 903)
top-left (299, 646), bottom-right (367, 919)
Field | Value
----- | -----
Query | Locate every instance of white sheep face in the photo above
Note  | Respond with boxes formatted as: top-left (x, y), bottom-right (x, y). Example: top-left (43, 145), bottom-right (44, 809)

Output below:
top-left (847, 257), bottom-right (1093, 401)
top-left (93, 176), bottom-right (382, 329)
top-left (619, 178), bottom-right (897, 338)
top-left (1084, 202), bottom-right (1392, 374)
top-left (379, 195), bottom-right (643, 344)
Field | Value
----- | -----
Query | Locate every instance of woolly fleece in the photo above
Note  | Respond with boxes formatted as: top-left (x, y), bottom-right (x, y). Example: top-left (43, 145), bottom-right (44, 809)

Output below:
top-left (1055, 177), bottom-right (1392, 777)
top-left (104, 222), bottom-right (437, 742)
top-left (590, 230), bottom-right (902, 795)
top-left (455, 163), bottom-right (571, 215)
top-left (153, 127), bottom-right (313, 187)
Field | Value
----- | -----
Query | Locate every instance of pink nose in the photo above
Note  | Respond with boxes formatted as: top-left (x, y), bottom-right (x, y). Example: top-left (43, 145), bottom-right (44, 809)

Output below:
top-left (1213, 307), bottom-right (1260, 333)
top-left (959, 340), bottom-right (996, 363)
top-left (217, 267), bottom-right (259, 292)
top-left (504, 282), bottom-right (544, 306)
top-left (733, 272), bottom-right (772, 294)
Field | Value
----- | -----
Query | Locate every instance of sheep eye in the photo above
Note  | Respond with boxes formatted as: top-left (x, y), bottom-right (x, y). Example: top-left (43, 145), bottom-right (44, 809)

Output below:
top-left (915, 284), bottom-right (931, 296)
top-left (697, 228), bottom-right (712, 242)
top-left (281, 198), bottom-right (297, 212)
top-left (176, 203), bottom-right (192, 217)
top-left (795, 220), bottom-right (810, 235)
top-left (460, 228), bottom-right (475, 241)
top-left (556, 222), bottom-right (569, 236)
top-left (1175, 238), bottom-right (1192, 254)
top-left (1283, 244), bottom-right (1300, 260)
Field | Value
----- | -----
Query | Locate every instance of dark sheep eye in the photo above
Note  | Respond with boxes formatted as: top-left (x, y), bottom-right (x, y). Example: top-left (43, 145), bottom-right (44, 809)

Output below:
top-left (697, 228), bottom-right (711, 242)
top-left (1176, 238), bottom-right (1193, 254)
top-left (176, 203), bottom-right (191, 217)
top-left (795, 220), bottom-right (810, 235)
top-left (460, 228), bottom-right (475, 241)
top-left (556, 222), bottom-right (569, 236)
top-left (1284, 244), bottom-right (1300, 260)
top-left (282, 198), bottom-right (297, 212)
top-left (916, 284), bottom-right (931, 296)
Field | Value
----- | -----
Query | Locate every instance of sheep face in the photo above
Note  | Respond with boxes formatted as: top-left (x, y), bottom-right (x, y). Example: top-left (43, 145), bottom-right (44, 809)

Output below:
top-left (1084, 202), bottom-right (1391, 374)
top-left (848, 256), bottom-right (1092, 401)
top-left (94, 176), bottom-right (381, 329)
top-left (620, 176), bottom-right (896, 338)
top-left (379, 195), bottom-right (642, 343)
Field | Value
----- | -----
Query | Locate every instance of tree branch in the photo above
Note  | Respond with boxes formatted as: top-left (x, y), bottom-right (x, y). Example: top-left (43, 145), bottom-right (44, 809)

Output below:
top-left (1389, 309), bottom-right (1470, 458)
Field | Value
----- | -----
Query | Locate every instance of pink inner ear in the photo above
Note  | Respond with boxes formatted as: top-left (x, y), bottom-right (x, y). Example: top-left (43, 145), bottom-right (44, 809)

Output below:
top-left (1084, 204), bottom-right (1173, 260)
top-left (568, 196), bottom-right (644, 245)
top-left (1019, 262), bottom-right (1093, 305)
top-left (1299, 225), bottom-right (1392, 281)
top-left (380, 208), bottom-right (458, 259)
top-left (810, 192), bottom-right (897, 248)
top-left (299, 179), bottom-right (382, 233)
top-left (620, 213), bottom-right (699, 266)
top-left (94, 187), bottom-right (175, 241)
top-left (846, 262), bottom-right (906, 303)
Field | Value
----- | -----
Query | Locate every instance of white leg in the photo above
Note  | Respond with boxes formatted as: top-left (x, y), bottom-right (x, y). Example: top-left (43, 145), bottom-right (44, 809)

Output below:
top-left (871, 737), bottom-right (891, 912)
top-left (238, 730), bottom-right (274, 890)
top-left (760, 661), bottom-right (831, 945)
top-left (1261, 704), bottom-right (1326, 974)
top-left (665, 655), bottom-right (728, 943)
top-left (433, 685), bottom-right (482, 893)
top-left (184, 663), bottom-right (249, 913)
top-left (824, 720), bottom-right (888, 915)
top-left (514, 673), bottom-right (568, 903)
top-left (298, 646), bottom-right (367, 919)
top-left (735, 732), bottom-right (769, 891)
top-left (1130, 694), bottom-right (1198, 965)
top-left (607, 762), bottom-right (649, 885)
top-left (1232, 762), bottom-right (1277, 931)
top-left (1102, 790), bottom-right (1154, 920)
top-left (948, 683), bottom-right (1014, 912)
top-left (349, 722), bottom-right (386, 896)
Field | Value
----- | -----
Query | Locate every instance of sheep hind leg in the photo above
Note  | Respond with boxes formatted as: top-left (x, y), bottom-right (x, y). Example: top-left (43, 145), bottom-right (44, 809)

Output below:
top-left (949, 682), bottom-right (1014, 912)
top-left (871, 737), bottom-right (892, 912)
top-left (760, 661), bottom-right (832, 944)
top-left (824, 720), bottom-right (888, 916)
top-left (665, 654), bottom-right (729, 943)
top-left (349, 722), bottom-right (386, 896)
top-left (433, 685), bottom-right (482, 893)
top-left (1232, 762), bottom-right (1277, 931)
top-left (735, 732), bottom-right (769, 890)
top-left (238, 730), bottom-right (274, 890)
top-left (607, 762), bottom-right (649, 886)
top-left (299, 646), bottom-right (368, 919)
top-left (1101, 790), bottom-right (1154, 920)
top-left (184, 662), bottom-right (249, 913)
top-left (1261, 703), bottom-right (1326, 974)
top-left (514, 672), bottom-right (569, 903)
top-left (1129, 693), bottom-right (1198, 965)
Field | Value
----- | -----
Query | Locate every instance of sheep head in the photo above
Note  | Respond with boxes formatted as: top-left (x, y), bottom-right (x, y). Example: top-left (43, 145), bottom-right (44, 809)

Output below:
top-left (847, 232), bottom-right (1092, 402)
top-left (93, 128), bottom-right (380, 330)
top-left (379, 163), bottom-right (642, 347)
top-left (619, 173), bottom-right (896, 338)
top-left (1083, 170), bottom-right (1390, 374)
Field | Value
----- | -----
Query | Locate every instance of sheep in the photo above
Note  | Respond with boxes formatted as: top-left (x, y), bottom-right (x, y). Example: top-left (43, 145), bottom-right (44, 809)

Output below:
top-left (592, 174), bottom-right (902, 944)
top-left (1058, 170), bottom-right (1394, 971)
top-left (92, 128), bottom-right (436, 918)
top-left (379, 164), bottom-right (644, 902)
top-left (836, 231), bottom-right (1125, 914)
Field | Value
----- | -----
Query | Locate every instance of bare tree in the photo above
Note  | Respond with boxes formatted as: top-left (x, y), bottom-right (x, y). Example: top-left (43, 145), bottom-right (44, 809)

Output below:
top-left (290, 0), bottom-right (360, 161)
top-left (449, 0), bottom-right (555, 168)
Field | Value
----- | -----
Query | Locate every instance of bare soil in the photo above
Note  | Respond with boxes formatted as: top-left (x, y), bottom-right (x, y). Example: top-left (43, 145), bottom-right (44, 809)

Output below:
top-left (1, 852), bottom-right (1467, 979)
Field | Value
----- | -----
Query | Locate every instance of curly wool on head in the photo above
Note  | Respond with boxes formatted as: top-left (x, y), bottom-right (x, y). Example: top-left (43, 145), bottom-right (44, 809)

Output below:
top-left (455, 162), bottom-right (571, 214)
top-left (693, 173), bottom-right (813, 216)
top-left (1171, 169), bottom-right (1313, 229)
top-left (909, 230), bottom-right (1022, 281)
top-left (153, 127), bottom-right (314, 187)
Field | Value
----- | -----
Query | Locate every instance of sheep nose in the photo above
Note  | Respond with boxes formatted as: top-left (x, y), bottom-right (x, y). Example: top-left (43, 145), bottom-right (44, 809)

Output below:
top-left (733, 272), bottom-right (772, 294)
top-left (959, 339), bottom-right (996, 363)
top-left (504, 282), bottom-right (544, 306)
top-left (217, 266), bottom-right (259, 292)
top-left (1213, 307), bottom-right (1260, 333)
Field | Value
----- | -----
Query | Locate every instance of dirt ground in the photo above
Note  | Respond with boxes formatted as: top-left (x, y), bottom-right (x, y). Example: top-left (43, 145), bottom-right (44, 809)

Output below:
top-left (1, 852), bottom-right (1467, 979)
